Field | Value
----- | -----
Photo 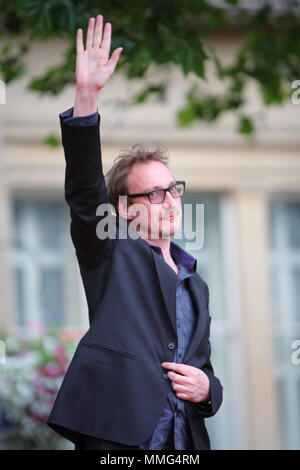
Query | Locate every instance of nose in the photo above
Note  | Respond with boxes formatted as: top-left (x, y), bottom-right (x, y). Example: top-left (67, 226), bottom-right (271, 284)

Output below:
top-left (163, 189), bottom-right (177, 207)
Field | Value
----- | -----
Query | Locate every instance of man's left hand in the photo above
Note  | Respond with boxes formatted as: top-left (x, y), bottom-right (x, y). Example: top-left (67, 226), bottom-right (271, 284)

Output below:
top-left (161, 362), bottom-right (210, 403)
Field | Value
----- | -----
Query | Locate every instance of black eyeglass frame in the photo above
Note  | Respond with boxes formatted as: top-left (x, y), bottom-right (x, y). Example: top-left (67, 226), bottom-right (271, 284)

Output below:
top-left (126, 180), bottom-right (186, 204)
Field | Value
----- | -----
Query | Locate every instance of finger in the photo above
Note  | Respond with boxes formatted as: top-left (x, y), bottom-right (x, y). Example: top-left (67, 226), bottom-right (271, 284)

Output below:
top-left (168, 371), bottom-right (192, 385)
top-left (107, 47), bottom-right (123, 72)
top-left (86, 17), bottom-right (95, 49)
top-left (176, 393), bottom-right (189, 400)
top-left (76, 28), bottom-right (84, 54)
top-left (93, 14), bottom-right (103, 48)
top-left (101, 22), bottom-right (111, 56)
top-left (172, 382), bottom-right (190, 392)
top-left (162, 362), bottom-right (190, 375)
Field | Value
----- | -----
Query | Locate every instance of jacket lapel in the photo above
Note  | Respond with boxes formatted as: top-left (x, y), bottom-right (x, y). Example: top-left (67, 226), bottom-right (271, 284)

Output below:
top-left (151, 248), bottom-right (178, 334)
top-left (151, 249), bottom-right (209, 363)
top-left (117, 217), bottom-right (209, 364)
top-left (182, 274), bottom-right (209, 364)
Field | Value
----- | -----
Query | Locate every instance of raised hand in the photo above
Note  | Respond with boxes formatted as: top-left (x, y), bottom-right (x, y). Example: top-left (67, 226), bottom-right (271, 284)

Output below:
top-left (74, 14), bottom-right (123, 116)
top-left (76, 15), bottom-right (123, 91)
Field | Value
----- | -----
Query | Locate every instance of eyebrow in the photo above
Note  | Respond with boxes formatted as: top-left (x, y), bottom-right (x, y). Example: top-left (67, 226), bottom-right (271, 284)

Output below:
top-left (145, 180), bottom-right (176, 192)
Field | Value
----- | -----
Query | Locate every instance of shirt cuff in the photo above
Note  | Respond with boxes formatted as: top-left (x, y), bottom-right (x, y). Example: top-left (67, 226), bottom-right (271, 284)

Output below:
top-left (59, 106), bottom-right (99, 126)
top-left (194, 399), bottom-right (212, 411)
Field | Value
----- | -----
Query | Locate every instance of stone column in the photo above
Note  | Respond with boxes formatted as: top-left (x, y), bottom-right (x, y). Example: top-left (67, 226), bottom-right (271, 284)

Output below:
top-left (234, 188), bottom-right (281, 449)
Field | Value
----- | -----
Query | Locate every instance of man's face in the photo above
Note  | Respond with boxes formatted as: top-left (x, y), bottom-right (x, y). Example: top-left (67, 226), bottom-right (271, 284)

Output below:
top-left (119, 161), bottom-right (182, 240)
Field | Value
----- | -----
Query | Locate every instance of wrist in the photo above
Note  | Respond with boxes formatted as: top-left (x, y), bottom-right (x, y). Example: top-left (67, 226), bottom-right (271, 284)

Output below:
top-left (73, 86), bottom-right (100, 117)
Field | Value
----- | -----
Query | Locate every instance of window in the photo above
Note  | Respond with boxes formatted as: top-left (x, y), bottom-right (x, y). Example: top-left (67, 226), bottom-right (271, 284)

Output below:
top-left (11, 198), bottom-right (87, 332)
top-left (269, 195), bottom-right (300, 449)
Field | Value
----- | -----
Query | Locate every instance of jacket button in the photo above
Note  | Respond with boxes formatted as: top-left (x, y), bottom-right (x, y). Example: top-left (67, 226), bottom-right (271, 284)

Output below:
top-left (163, 372), bottom-right (169, 380)
top-left (168, 341), bottom-right (176, 350)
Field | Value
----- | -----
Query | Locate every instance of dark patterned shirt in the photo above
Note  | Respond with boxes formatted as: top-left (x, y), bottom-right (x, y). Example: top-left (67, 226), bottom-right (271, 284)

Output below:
top-left (138, 242), bottom-right (197, 450)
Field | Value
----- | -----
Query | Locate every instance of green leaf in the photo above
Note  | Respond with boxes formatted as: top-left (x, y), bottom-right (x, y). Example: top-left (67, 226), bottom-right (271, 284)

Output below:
top-left (157, 23), bottom-right (207, 78)
top-left (131, 84), bottom-right (167, 104)
top-left (43, 133), bottom-right (60, 148)
top-left (176, 107), bottom-right (197, 126)
top-left (238, 115), bottom-right (254, 135)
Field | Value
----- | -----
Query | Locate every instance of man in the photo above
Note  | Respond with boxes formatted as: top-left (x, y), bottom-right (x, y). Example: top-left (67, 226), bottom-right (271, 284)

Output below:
top-left (47, 14), bottom-right (223, 450)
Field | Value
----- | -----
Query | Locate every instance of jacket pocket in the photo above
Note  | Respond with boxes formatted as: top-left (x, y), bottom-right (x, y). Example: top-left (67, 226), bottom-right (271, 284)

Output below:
top-left (80, 341), bottom-right (136, 360)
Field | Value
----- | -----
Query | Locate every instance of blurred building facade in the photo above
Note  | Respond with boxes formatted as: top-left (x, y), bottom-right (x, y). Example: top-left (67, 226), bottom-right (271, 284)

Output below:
top-left (0, 32), bottom-right (299, 450)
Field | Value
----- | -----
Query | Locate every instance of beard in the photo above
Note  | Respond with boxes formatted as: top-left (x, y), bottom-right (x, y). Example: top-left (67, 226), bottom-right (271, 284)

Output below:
top-left (160, 216), bottom-right (180, 238)
top-left (133, 209), bottom-right (181, 240)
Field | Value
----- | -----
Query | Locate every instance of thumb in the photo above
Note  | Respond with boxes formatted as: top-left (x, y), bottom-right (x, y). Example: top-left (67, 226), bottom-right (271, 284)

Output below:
top-left (108, 47), bottom-right (123, 72)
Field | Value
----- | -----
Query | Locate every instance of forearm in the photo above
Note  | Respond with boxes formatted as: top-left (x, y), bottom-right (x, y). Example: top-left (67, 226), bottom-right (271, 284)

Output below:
top-left (73, 87), bottom-right (99, 117)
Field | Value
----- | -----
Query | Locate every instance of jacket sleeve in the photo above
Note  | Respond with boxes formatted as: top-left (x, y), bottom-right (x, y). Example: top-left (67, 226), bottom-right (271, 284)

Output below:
top-left (60, 106), bottom-right (115, 270)
top-left (194, 283), bottom-right (223, 418)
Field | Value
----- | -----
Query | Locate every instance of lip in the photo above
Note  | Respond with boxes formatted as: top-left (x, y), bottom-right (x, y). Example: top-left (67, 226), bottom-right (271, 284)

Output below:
top-left (166, 214), bottom-right (175, 220)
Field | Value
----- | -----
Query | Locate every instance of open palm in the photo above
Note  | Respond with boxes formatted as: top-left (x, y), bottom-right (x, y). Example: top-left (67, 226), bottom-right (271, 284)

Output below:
top-left (76, 15), bottom-right (123, 91)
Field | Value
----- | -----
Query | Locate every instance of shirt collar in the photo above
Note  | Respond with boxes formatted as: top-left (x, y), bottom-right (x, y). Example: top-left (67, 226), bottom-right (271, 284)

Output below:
top-left (149, 241), bottom-right (197, 272)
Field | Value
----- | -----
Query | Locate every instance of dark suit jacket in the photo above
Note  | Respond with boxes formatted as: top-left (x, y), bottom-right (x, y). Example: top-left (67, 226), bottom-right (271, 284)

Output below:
top-left (46, 110), bottom-right (223, 450)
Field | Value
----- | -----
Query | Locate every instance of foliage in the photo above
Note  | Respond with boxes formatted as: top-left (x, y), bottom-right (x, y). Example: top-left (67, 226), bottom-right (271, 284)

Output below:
top-left (0, 0), bottom-right (299, 134)
top-left (0, 327), bottom-right (82, 449)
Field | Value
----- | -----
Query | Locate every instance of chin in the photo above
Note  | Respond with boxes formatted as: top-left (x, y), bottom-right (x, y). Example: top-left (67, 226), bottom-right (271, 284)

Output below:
top-left (161, 222), bottom-right (180, 239)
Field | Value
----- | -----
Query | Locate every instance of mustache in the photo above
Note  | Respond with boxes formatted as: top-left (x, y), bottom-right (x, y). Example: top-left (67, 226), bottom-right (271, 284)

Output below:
top-left (162, 210), bottom-right (180, 219)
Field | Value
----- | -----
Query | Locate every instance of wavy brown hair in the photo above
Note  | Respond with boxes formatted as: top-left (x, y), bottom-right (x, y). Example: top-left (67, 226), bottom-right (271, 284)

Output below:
top-left (105, 143), bottom-right (170, 215)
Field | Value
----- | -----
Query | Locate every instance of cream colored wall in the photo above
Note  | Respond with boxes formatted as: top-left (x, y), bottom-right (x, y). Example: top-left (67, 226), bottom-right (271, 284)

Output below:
top-left (0, 33), bottom-right (299, 449)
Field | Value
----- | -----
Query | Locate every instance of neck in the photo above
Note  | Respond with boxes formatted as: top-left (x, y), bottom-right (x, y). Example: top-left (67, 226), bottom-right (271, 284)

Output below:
top-left (141, 234), bottom-right (174, 262)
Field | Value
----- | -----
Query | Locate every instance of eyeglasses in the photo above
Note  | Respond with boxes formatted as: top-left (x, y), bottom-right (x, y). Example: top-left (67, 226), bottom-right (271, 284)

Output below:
top-left (127, 181), bottom-right (185, 204)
